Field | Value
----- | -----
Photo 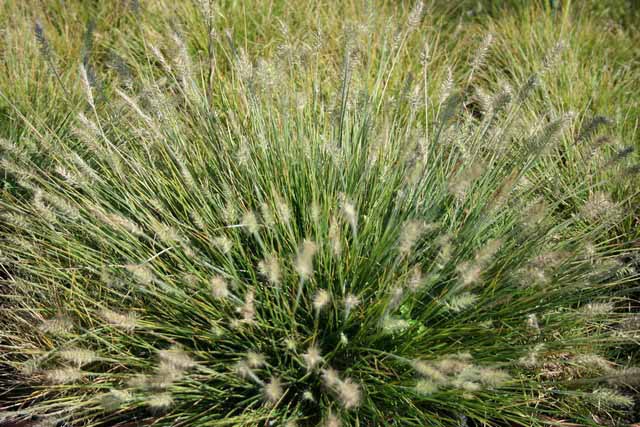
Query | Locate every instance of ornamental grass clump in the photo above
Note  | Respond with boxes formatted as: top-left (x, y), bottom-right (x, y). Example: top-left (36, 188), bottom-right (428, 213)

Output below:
top-left (0, 8), bottom-right (639, 427)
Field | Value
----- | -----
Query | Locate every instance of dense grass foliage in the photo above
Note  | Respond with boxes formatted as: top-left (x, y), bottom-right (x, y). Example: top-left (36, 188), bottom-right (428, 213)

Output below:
top-left (1, 1), bottom-right (639, 426)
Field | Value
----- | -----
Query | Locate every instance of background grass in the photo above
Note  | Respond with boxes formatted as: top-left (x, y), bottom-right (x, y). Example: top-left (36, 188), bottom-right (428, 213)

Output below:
top-left (2, 0), bottom-right (638, 228)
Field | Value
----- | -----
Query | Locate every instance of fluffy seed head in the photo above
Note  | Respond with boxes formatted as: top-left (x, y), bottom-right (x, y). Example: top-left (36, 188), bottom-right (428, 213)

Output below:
top-left (455, 380), bottom-right (481, 392)
top-left (398, 220), bottom-right (426, 256)
top-left (435, 356), bottom-right (472, 375)
top-left (246, 351), bottom-right (266, 368)
top-left (242, 210), bottom-right (260, 234)
top-left (127, 373), bottom-right (150, 389)
top-left (258, 253), bottom-right (281, 285)
top-left (321, 367), bottom-right (341, 388)
top-left (518, 344), bottom-right (545, 368)
top-left (58, 348), bottom-right (97, 367)
top-left (39, 316), bottom-right (73, 335)
top-left (302, 345), bottom-right (323, 370)
top-left (445, 292), bottom-right (478, 312)
top-left (470, 33), bottom-right (494, 73)
top-left (415, 379), bottom-right (439, 395)
top-left (339, 195), bottom-right (358, 235)
top-left (581, 302), bottom-right (614, 317)
top-left (336, 377), bottom-right (362, 409)
top-left (407, 1), bottom-right (424, 30)
top-left (406, 266), bottom-right (424, 292)
top-left (153, 361), bottom-right (186, 389)
top-left (284, 338), bottom-right (297, 351)
top-left (344, 293), bottom-right (360, 313)
top-left (210, 275), bottom-right (230, 299)
top-left (541, 40), bottom-right (565, 73)
top-left (380, 316), bottom-right (409, 333)
top-left (147, 392), bottom-right (173, 411)
top-left (125, 263), bottom-right (154, 285)
top-left (589, 388), bottom-right (634, 408)
top-left (313, 289), bottom-right (331, 312)
top-left (324, 412), bottom-right (341, 427)
top-left (456, 261), bottom-right (482, 286)
top-left (240, 289), bottom-right (256, 323)
top-left (340, 333), bottom-right (349, 347)
top-left (526, 313), bottom-right (540, 331)
top-left (328, 216), bottom-right (342, 256)
top-left (222, 201), bottom-right (237, 224)
top-left (575, 354), bottom-right (614, 373)
top-left (412, 361), bottom-right (447, 383)
top-left (584, 242), bottom-right (597, 260)
top-left (104, 212), bottom-right (142, 236)
top-left (100, 309), bottom-right (138, 331)
top-left (158, 346), bottom-right (196, 371)
top-left (264, 376), bottom-right (284, 403)
top-left (45, 367), bottom-right (84, 384)
top-left (475, 239), bottom-right (502, 265)
top-left (150, 219), bottom-right (180, 243)
top-left (294, 240), bottom-right (317, 280)
top-left (79, 63), bottom-right (95, 108)
top-left (478, 367), bottom-right (510, 387)
top-left (32, 189), bottom-right (55, 222)
top-left (274, 193), bottom-right (291, 224)
top-left (109, 389), bottom-right (132, 402)
top-left (213, 236), bottom-right (233, 254)
top-left (101, 389), bottom-right (132, 410)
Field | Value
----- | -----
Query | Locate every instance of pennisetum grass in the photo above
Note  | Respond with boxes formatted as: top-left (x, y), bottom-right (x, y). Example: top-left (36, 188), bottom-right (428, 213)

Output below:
top-left (0, 3), bottom-right (638, 427)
